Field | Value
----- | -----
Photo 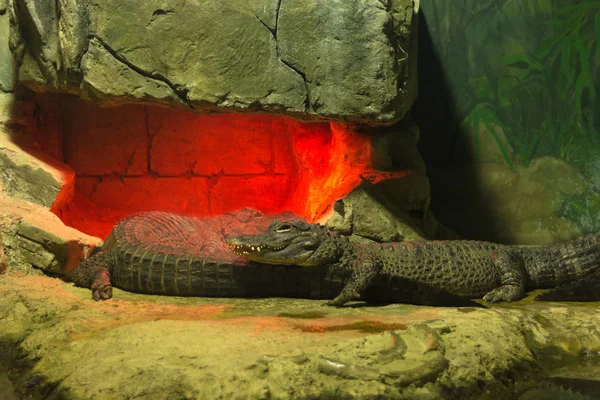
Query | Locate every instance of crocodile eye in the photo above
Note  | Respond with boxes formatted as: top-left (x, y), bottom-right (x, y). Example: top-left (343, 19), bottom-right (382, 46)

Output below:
top-left (275, 224), bottom-right (292, 233)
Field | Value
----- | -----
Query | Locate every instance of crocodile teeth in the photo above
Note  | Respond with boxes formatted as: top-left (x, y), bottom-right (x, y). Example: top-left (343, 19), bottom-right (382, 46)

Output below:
top-left (231, 244), bottom-right (286, 253)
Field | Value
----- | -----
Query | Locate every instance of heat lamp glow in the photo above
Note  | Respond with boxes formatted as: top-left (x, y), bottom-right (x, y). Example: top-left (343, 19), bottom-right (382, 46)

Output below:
top-left (50, 101), bottom-right (409, 238)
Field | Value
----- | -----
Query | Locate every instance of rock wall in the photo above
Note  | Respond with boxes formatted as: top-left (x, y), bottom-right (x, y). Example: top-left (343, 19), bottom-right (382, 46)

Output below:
top-left (10, 0), bottom-right (419, 125)
top-left (0, 87), bottom-right (433, 275)
top-left (328, 118), bottom-right (436, 242)
top-left (0, 95), bottom-right (101, 276)
top-left (429, 157), bottom-right (587, 245)
top-left (0, 0), bottom-right (432, 277)
top-left (0, 0), bottom-right (16, 92)
top-left (0, 6), bottom-right (101, 277)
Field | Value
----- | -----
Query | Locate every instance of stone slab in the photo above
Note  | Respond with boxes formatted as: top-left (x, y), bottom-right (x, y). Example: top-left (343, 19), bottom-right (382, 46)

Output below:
top-left (1, 272), bottom-right (599, 399)
top-left (0, 190), bottom-right (102, 275)
top-left (0, 127), bottom-right (75, 210)
top-left (11, 0), bottom-right (418, 125)
top-left (327, 178), bottom-right (434, 242)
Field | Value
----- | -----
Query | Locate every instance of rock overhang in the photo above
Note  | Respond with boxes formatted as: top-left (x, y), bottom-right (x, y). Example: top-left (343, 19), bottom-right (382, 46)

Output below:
top-left (9, 0), bottom-right (418, 125)
top-left (1, 0), bottom-right (433, 277)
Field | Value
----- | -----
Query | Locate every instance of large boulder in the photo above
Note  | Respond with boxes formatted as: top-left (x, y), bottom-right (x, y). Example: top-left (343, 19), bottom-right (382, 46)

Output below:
top-left (10, 0), bottom-right (419, 125)
top-left (327, 119), bottom-right (437, 242)
top-left (429, 157), bottom-right (587, 245)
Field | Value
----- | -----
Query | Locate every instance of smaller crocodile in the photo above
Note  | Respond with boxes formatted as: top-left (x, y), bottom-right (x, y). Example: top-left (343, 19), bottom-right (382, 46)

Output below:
top-left (229, 219), bottom-right (600, 306)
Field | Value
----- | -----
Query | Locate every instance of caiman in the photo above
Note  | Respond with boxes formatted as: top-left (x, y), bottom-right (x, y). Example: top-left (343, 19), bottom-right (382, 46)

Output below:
top-left (229, 219), bottom-right (600, 306)
top-left (72, 211), bottom-right (600, 305)
top-left (71, 211), bottom-right (346, 301)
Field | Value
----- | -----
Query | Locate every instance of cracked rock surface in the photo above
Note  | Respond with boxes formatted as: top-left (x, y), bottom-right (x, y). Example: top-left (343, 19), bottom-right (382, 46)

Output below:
top-left (10, 0), bottom-right (418, 124)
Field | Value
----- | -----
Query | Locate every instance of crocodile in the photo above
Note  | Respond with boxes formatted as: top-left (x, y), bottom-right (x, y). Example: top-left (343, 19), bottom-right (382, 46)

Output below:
top-left (229, 219), bottom-right (600, 306)
top-left (71, 211), bottom-right (347, 301)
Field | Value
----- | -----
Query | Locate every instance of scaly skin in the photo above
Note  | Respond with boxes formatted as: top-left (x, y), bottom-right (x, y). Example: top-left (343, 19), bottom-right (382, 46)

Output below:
top-left (71, 212), bottom-right (344, 301)
top-left (229, 220), bottom-right (600, 306)
top-left (72, 212), bottom-right (600, 305)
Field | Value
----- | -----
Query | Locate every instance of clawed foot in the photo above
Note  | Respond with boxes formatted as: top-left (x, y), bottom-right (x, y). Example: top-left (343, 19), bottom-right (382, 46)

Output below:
top-left (323, 299), bottom-right (344, 307)
top-left (483, 285), bottom-right (523, 303)
top-left (323, 289), bottom-right (360, 307)
top-left (91, 278), bottom-right (113, 301)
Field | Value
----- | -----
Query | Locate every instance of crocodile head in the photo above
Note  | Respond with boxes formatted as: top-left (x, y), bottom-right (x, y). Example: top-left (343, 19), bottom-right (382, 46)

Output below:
top-left (228, 219), bottom-right (335, 266)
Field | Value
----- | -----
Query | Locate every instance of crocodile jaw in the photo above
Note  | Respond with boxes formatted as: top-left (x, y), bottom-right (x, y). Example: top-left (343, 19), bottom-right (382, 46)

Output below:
top-left (228, 219), bottom-right (328, 266)
top-left (229, 240), bottom-right (316, 265)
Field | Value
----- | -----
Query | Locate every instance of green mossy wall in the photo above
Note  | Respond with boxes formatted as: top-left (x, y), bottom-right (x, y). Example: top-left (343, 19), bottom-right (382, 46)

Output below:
top-left (415, 0), bottom-right (600, 240)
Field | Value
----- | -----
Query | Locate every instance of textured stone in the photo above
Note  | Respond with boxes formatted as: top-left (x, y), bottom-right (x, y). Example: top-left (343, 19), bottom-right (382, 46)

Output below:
top-left (3, 91), bottom-right (65, 161)
top-left (11, 0), bottom-right (418, 125)
top-left (0, 92), bottom-right (14, 123)
top-left (148, 110), bottom-right (274, 176)
top-left (429, 157), bottom-right (586, 245)
top-left (0, 369), bottom-right (18, 400)
top-left (0, 190), bottom-right (101, 275)
top-left (0, 128), bottom-right (75, 210)
top-left (327, 181), bottom-right (430, 242)
top-left (210, 175), bottom-right (295, 215)
top-left (60, 98), bottom-right (148, 176)
top-left (363, 118), bottom-right (426, 177)
top-left (1, 272), bottom-right (599, 399)
top-left (374, 172), bottom-right (431, 214)
top-left (74, 175), bottom-right (211, 215)
top-left (0, 5), bottom-right (17, 92)
top-left (80, 38), bottom-right (184, 107)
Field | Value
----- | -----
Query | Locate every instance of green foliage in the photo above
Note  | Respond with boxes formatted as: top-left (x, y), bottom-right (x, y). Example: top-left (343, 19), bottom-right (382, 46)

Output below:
top-left (500, 0), bottom-right (600, 165)
top-left (558, 189), bottom-right (600, 233)
top-left (422, 0), bottom-right (600, 231)
top-left (441, 0), bottom-right (600, 167)
top-left (464, 104), bottom-right (514, 166)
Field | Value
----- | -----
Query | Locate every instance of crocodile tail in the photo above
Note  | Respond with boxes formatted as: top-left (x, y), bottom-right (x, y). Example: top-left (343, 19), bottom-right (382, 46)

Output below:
top-left (556, 233), bottom-right (600, 279)
top-left (535, 269), bottom-right (600, 302)
top-left (525, 234), bottom-right (600, 288)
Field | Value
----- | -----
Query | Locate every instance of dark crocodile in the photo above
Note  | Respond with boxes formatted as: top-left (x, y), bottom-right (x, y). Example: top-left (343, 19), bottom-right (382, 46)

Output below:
top-left (229, 219), bottom-right (600, 306)
top-left (71, 210), bottom-right (347, 301)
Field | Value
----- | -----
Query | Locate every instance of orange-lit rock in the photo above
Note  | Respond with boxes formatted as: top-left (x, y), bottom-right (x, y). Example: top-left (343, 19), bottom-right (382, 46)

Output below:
top-left (0, 189), bottom-right (101, 275)
top-left (148, 110), bottom-right (275, 176)
top-left (49, 98), bottom-right (412, 238)
top-left (62, 99), bottom-right (149, 176)
top-left (59, 176), bottom-right (211, 238)
top-left (209, 175), bottom-right (296, 217)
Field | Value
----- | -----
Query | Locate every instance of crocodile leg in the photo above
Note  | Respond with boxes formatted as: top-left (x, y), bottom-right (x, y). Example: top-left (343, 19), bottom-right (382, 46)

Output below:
top-left (326, 250), bottom-right (379, 307)
top-left (483, 250), bottom-right (525, 303)
top-left (71, 251), bottom-right (113, 301)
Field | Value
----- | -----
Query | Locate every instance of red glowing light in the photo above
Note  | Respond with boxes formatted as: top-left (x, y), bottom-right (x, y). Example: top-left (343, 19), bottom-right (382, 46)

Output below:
top-left (53, 101), bottom-right (409, 238)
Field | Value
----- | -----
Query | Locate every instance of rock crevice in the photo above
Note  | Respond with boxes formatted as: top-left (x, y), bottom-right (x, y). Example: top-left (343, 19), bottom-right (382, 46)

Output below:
top-left (10, 0), bottom-right (418, 124)
top-left (86, 35), bottom-right (191, 107)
